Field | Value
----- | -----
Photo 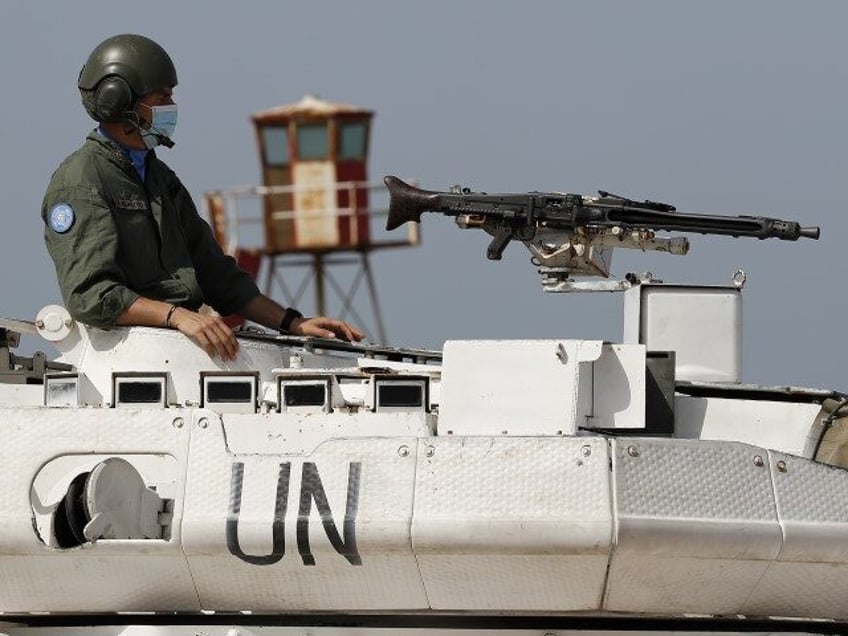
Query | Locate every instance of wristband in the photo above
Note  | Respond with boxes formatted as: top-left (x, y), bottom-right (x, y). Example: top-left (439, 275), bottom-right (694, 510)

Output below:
top-left (279, 307), bottom-right (304, 334)
top-left (164, 304), bottom-right (178, 328)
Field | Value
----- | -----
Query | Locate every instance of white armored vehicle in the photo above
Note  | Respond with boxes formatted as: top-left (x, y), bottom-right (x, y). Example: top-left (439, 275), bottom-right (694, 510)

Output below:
top-left (1, 178), bottom-right (844, 636)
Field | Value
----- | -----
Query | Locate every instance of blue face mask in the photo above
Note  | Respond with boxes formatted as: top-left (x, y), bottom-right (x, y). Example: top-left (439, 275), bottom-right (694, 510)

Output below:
top-left (141, 104), bottom-right (178, 149)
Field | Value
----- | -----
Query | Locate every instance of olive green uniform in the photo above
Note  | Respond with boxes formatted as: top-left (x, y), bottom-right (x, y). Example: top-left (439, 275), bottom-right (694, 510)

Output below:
top-left (42, 133), bottom-right (259, 328)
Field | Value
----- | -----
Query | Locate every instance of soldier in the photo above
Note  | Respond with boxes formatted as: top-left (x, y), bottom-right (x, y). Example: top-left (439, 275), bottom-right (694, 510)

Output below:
top-left (42, 34), bottom-right (363, 360)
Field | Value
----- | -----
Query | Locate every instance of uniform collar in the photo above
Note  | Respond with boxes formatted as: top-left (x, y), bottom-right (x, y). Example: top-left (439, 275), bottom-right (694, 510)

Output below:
top-left (93, 127), bottom-right (150, 182)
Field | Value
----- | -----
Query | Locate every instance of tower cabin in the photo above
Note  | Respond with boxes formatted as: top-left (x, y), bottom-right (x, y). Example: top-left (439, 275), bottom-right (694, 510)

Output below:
top-left (252, 95), bottom-right (374, 252)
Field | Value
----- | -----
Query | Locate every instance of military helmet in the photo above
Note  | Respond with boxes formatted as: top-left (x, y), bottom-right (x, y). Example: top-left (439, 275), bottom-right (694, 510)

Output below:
top-left (78, 34), bottom-right (178, 123)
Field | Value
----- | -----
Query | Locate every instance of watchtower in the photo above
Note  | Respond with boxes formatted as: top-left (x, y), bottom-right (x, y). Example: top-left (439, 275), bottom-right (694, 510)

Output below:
top-left (253, 95), bottom-right (372, 252)
top-left (205, 96), bottom-right (418, 341)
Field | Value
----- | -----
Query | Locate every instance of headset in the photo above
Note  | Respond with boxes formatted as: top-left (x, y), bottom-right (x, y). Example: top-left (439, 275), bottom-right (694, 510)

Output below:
top-left (85, 75), bottom-right (135, 124)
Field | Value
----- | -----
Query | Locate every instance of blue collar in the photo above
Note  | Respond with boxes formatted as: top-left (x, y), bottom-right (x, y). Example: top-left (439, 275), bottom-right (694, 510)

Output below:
top-left (96, 126), bottom-right (148, 182)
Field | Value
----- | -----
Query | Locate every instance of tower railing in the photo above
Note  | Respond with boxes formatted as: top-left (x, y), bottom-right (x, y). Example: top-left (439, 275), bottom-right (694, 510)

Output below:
top-left (204, 180), bottom-right (419, 256)
top-left (202, 180), bottom-right (420, 343)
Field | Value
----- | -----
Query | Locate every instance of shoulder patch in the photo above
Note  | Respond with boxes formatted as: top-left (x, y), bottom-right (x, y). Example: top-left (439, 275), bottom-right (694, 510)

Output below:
top-left (49, 203), bottom-right (75, 233)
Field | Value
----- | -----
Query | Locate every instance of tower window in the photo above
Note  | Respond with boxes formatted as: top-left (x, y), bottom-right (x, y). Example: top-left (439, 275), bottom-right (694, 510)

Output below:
top-left (261, 126), bottom-right (289, 166)
top-left (296, 123), bottom-right (329, 160)
top-left (339, 122), bottom-right (367, 160)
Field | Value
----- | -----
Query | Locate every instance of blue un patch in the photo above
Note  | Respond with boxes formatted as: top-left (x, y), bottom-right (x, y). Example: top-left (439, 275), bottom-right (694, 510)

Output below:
top-left (49, 203), bottom-right (75, 233)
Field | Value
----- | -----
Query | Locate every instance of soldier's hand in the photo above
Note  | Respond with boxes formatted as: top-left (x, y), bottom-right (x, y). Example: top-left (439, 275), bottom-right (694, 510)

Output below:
top-left (170, 307), bottom-right (239, 360)
top-left (292, 316), bottom-right (365, 342)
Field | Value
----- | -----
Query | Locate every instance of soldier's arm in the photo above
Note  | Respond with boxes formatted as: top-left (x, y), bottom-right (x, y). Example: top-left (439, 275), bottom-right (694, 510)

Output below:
top-left (236, 295), bottom-right (365, 341)
top-left (116, 297), bottom-right (239, 361)
top-left (168, 177), bottom-right (260, 315)
top-left (42, 184), bottom-right (139, 328)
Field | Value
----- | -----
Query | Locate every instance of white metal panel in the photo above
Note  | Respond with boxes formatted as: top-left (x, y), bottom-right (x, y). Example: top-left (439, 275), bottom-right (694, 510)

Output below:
top-left (606, 438), bottom-right (781, 615)
top-left (412, 437), bottom-right (612, 610)
top-left (629, 285), bottom-right (742, 383)
top-left (221, 411), bottom-right (434, 456)
top-left (743, 560), bottom-right (848, 620)
top-left (0, 384), bottom-right (42, 406)
top-left (182, 415), bottom-right (427, 611)
top-left (622, 282), bottom-right (642, 344)
top-left (0, 407), bottom-right (196, 612)
top-left (675, 396), bottom-right (821, 457)
top-left (768, 450), bottom-right (848, 561)
top-left (438, 340), bottom-right (602, 436)
top-left (743, 451), bottom-right (848, 619)
top-left (587, 344), bottom-right (646, 430)
top-left (607, 556), bottom-right (773, 615)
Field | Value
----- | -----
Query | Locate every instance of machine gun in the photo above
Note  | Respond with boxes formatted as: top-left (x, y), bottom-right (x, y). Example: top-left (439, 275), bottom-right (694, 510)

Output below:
top-left (384, 176), bottom-right (820, 292)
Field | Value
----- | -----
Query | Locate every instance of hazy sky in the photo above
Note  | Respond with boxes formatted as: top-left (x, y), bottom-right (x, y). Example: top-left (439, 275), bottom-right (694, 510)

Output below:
top-left (0, 1), bottom-right (845, 389)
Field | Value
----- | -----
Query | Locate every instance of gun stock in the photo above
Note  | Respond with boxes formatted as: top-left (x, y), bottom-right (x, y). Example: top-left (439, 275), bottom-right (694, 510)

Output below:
top-left (385, 176), bottom-right (443, 231)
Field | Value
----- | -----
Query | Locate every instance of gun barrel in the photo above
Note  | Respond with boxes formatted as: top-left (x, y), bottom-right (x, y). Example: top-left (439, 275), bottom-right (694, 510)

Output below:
top-left (385, 176), bottom-right (443, 231)
top-left (601, 208), bottom-right (820, 241)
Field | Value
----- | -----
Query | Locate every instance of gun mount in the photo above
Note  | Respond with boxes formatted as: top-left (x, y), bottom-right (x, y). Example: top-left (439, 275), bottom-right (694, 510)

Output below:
top-left (384, 176), bottom-right (820, 292)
